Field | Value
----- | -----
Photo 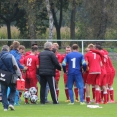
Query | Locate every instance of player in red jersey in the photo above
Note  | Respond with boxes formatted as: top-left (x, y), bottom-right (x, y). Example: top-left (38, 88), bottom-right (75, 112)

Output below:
top-left (18, 45), bottom-right (26, 99)
top-left (19, 45), bottom-right (26, 79)
top-left (102, 49), bottom-right (113, 102)
top-left (108, 56), bottom-right (116, 102)
top-left (103, 50), bottom-right (116, 103)
top-left (52, 43), bottom-right (62, 99)
top-left (90, 44), bottom-right (108, 104)
top-left (85, 44), bottom-right (102, 104)
top-left (24, 46), bottom-right (39, 104)
top-left (62, 46), bottom-right (71, 102)
top-left (82, 48), bottom-right (90, 101)
top-left (25, 43), bottom-right (39, 56)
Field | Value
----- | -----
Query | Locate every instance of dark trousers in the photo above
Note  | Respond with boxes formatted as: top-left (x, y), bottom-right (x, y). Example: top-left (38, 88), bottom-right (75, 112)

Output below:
top-left (1, 83), bottom-right (16, 109)
top-left (40, 75), bottom-right (58, 104)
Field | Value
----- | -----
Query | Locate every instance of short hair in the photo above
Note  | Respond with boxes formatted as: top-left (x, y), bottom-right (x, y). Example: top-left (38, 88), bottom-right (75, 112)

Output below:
top-left (95, 42), bottom-right (101, 46)
top-left (66, 46), bottom-right (71, 49)
top-left (31, 43), bottom-right (38, 47)
top-left (9, 44), bottom-right (13, 50)
top-left (31, 46), bottom-right (38, 52)
top-left (12, 41), bottom-right (20, 49)
top-left (52, 48), bottom-right (56, 53)
top-left (72, 44), bottom-right (78, 50)
top-left (44, 42), bottom-right (52, 49)
top-left (19, 45), bottom-right (25, 50)
top-left (52, 43), bottom-right (59, 49)
top-left (95, 44), bottom-right (102, 50)
top-left (2, 45), bottom-right (9, 51)
top-left (87, 43), bottom-right (94, 49)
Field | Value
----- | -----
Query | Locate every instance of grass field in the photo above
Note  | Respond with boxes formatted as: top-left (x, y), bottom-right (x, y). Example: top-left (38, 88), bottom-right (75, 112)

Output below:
top-left (0, 62), bottom-right (117, 117)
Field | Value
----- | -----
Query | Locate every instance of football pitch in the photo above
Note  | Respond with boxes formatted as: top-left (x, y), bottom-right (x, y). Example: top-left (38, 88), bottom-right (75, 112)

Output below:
top-left (0, 62), bottom-right (117, 117)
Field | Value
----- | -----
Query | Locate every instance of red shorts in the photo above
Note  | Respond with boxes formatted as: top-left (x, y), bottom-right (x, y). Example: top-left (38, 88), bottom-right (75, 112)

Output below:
top-left (106, 72), bottom-right (111, 85)
top-left (99, 68), bottom-right (107, 86)
top-left (82, 72), bottom-right (88, 84)
top-left (86, 74), bottom-right (100, 85)
top-left (55, 72), bottom-right (60, 81)
top-left (25, 78), bottom-right (37, 89)
top-left (26, 71), bottom-right (37, 79)
top-left (64, 73), bottom-right (68, 84)
top-left (99, 73), bottom-right (107, 86)
top-left (108, 71), bottom-right (115, 86)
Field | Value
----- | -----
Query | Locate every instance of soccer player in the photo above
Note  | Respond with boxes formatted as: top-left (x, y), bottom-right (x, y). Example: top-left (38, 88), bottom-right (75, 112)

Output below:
top-left (52, 43), bottom-right (62, 99)
top-left (82, 48), bottom-right (90, 101)
top-left (62, 46), bottom-right (71, 102)
top-left (62, 46), bottom-right (79, 102)
top-left (85, 44), bottom-right (102, 104)
top-left (108, 56), bottom-right (115, 102)
top-left (102, 49), bottom-right (113, 102)
top-left (90, 44), bottom-right (108, 104)
top-left (25, 43), bottom-right (39, 56)
top-left (103, 49), bottom-right (116, 103)
top-left (24, 46), bottom-right (39, 104)
top-left (19, 45), bottom-right (26, 99)
top-left (62, 44), bottom-right (86, 105)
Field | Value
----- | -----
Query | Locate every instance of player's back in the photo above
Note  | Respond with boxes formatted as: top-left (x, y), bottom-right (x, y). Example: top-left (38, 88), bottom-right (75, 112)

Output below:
top-left (85, 51), bottom-right (101, 74)
top-left (25, 54), bottom-right (38, 71)
top-left (66, 52), bottom-right (83, 74)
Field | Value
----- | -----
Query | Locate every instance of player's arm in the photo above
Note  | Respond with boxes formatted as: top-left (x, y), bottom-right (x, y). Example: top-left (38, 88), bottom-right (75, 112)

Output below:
top-left (81, 55), bottom-right (87, 71)
top-left (62, 57), bottom-right (67, 73)
top-left (51, 52), bottom-right (61, 71)
top-left (12, 55), bottom-right (22, 78)
top-left (90, 49), bottom-right (104, 58)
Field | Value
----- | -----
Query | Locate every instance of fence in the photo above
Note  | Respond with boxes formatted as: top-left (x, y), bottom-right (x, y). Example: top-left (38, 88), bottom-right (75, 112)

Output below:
top-left (0, 39), bottom-right (117, 54)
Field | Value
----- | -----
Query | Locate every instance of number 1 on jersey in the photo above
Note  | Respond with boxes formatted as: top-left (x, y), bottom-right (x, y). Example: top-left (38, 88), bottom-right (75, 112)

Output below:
top-left (71, 58), bottom-right (76, 68)
top-left (92, 53), bottom-right (96, 59)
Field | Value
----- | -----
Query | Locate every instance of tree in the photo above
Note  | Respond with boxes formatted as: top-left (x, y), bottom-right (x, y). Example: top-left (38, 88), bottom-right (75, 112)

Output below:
top-left (45, 0), bottom-right (54, 40)
top-left (70, 0), bottom-right (77, 39)
top-left (0, 0), bottom-right (25, 45)
top-left (84, 0), bottom-right (117, 39)
top-left (50, 0), bottom-right (69, 47)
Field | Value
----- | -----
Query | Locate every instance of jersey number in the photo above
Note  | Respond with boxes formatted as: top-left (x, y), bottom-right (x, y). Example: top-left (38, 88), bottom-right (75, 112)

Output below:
top-left (27, 58), bottom-right (32, 66)
top-left (92, 53), bottom-right (96, 59)
top-left (71, 58), bottom-right (76, 68)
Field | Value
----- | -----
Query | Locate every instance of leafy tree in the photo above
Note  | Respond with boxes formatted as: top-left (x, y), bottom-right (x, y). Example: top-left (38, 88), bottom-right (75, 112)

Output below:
top-left (0, 0), bottom-right (25, 45)
top-left (50, 0), bottom-right (69, 47)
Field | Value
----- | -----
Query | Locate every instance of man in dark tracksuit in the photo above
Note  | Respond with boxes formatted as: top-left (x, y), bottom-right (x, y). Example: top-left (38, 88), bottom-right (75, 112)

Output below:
top-left (38, 42), bottom-right (61, 104)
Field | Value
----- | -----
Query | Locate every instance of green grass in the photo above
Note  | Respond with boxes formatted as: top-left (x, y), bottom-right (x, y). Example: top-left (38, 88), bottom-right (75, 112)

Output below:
top-left (0, 62), bottom-right (117, 117)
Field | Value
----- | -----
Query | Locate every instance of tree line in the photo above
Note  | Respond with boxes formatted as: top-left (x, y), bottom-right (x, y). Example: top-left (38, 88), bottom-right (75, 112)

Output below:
top-left (0, 0), bottom-right (117, 46)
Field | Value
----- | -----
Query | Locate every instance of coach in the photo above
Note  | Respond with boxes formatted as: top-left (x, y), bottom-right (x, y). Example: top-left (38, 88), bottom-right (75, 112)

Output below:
top-left (38, 42), bottom-right (61, 104)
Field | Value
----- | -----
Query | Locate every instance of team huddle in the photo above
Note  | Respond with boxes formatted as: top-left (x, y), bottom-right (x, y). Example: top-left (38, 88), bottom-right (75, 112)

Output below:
top-left (1, 41), bottom-right (115, 105)
top-left (21, 42), bottom-right (115, 105)
top-left (83, 43), bottom-right (115, 104)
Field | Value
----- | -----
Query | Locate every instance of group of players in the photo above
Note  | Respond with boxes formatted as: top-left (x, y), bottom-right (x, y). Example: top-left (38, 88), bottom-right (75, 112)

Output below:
top-left (15, 41), bottom-right (115, 105)
top-left (83, 43), bottom-right (115, 104)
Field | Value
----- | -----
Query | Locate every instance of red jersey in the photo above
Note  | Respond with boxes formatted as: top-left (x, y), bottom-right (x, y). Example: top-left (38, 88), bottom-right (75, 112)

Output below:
top-left (62, 54), bottom-right (68, 72)
top-left (24, 54), bottom-right (39, 79)
top-left (20, 55), bottom-right (25, 65)
top-left (25, 51), bottom-right (31, 56)
top-left (90, 49), bottom-right (107, 74)
top-left (104, 54), bottom-right (112, 74)
top-left (85, 51), bottom-right (101, 74)
top-left (56, 52), bottom-right (62, 63)
top-left (108, 57), bottom-right (115, 73)
top-left (55, 52), bottom-right (62, 72)
top-left (25, 51), bottom-right (39, 57)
